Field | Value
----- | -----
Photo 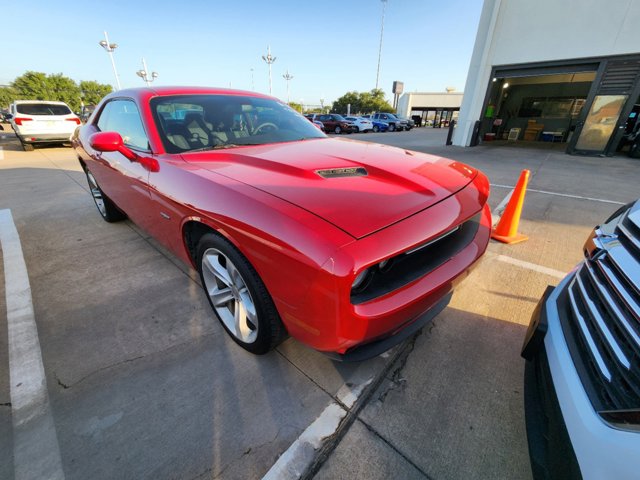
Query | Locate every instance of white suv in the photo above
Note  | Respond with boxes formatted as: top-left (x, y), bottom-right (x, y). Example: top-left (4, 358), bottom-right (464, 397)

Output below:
top-left (10, 100), bottom-right (80, 151)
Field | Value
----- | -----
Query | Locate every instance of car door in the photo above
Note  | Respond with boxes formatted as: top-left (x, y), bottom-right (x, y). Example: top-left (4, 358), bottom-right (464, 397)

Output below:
top-left (89, 99), bottom-right (155, 228)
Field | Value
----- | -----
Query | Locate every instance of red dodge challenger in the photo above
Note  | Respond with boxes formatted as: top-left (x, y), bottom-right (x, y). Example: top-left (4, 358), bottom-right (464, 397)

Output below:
top-left (73, 87), bottom-right (491, 360)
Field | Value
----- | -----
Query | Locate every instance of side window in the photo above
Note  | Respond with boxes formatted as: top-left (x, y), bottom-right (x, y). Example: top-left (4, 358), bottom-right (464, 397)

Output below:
top-left (96, 99), bottom-right (149, 151)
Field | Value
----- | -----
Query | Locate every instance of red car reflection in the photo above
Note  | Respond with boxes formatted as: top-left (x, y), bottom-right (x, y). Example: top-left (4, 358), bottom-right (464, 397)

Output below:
top-left (73, 87), bottom-right (491, 360)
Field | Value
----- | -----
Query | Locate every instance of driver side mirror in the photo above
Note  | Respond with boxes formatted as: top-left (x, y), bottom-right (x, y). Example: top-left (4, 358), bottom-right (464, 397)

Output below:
top-left (89, 131), bottom-right (159, 172)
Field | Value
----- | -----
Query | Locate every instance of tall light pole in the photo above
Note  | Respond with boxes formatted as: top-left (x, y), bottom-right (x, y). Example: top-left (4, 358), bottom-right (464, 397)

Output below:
top-left (262, 45), bottom-right (277, 96)
top-left (136, 58), bottom-right (158, 86)
top-left (99, 31), bottom-right (121, 90)
top-left (282, 69), bottom-right (294, 103)
top-left (375, 0), bottom-right (388, 90)
top-left (250, 68), bottom-right (255, 91)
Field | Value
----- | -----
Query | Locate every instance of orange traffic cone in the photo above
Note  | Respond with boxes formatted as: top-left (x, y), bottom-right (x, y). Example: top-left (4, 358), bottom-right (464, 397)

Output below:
top-left (491, 169), bottom-right (530, 244)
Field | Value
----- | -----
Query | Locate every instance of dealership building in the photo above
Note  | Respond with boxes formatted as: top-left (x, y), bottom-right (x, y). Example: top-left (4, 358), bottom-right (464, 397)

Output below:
top-left (453, 0), bottom-right (640, 156)
top-left (397, 92), bottom-right (463, 127)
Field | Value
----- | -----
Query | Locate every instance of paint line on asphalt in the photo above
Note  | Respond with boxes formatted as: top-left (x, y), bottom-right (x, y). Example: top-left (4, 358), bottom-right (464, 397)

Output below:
top-left (262, 403), bottom-right (347, 480)
top-left (491, 183), bottom-right (625, 205)
top-left (0, 209), bottom-right (65, 480)
top-left (262, 362), bottom-right (377, 480)
top-left (495, 254), bottom-right (567, 279)
top-left (0, 146), bottom-right (4, 160)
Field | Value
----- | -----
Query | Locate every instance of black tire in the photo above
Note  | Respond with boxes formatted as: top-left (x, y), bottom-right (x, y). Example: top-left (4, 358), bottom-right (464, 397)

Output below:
top-left (353, 126), bottom-right (359, 133)
top-left (629, 142), bottom-right (640, 159)
top-left (197, 233), bottom-right (286, 354)
top-left (22, 142), bottom-right (34, 151)
top-left (84, 168), bottom-right (127, 222)
top-left (334, 125), bottom-right (342, 134)
top-left (373, 125), bottom-right (380, 133)
top-left (388, 123), bottom-right (396, 132)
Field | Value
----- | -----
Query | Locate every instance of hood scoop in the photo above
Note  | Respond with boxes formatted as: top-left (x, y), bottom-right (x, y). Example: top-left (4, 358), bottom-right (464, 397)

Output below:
top-left (316, 166), bottom-right (368, 178)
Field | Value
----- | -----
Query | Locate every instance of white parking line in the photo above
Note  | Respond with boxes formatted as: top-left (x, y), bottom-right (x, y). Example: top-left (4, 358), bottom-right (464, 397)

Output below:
top-left (0, 209), bottom-right (65, 480)
top-left (0, 146), bottom-right (4, 160)
top-left (495, 254), bottom-right (567, 279)
top-left (491, 183), bottom-right (625, 205)
top-left (262, 365), bottom-right (375, 480)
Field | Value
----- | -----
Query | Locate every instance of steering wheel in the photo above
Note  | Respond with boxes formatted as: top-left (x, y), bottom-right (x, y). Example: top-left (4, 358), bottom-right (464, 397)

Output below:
top-left (253, 122), bottom-right (278, 135)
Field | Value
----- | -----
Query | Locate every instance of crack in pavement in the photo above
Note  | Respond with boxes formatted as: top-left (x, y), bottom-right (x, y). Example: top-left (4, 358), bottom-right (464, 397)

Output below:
top-left (52, 333), bottom-right (215, 390)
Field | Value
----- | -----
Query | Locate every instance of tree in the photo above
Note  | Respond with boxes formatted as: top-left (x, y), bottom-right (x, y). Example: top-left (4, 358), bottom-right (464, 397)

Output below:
top-left (80, 81), bottom-right (113, 107)
top-left (12, 71), bottom-right (49, 100)
top-left (288, 102), bottom-right (303, 113)
top-left (0, 86), bottom-right (18, 109)
top-left (46, 74), bottom-right (81, 111)
top-left (331, 89), bottom-right (394, 115)
top-left (8, 72), bottom-right (111, 112)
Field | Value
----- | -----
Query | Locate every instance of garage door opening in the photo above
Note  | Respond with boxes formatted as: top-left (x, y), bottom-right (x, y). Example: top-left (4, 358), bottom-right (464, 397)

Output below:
top-left (481, 71), bottom-right (596, 146)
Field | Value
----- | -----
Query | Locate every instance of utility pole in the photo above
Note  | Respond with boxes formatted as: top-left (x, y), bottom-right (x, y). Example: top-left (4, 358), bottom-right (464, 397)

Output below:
top-left (282, 69), bottom-right (294, 103)
top-left (99, 31), bottom-right (121, 90)
top-left (262, 46), bottom-right (277, 95)
top-left (375, 0), bottom-right (388, 90)
top-left (136, 58), bottom-right (158, 86)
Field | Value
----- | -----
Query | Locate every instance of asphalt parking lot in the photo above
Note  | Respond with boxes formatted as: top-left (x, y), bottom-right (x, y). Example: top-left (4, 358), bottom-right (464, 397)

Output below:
top-left (1, 124), bottom-right (639, 480)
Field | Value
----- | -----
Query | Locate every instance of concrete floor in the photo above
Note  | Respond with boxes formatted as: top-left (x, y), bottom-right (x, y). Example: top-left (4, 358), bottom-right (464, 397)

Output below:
top-left (1, 125), bottom-right (638, 479)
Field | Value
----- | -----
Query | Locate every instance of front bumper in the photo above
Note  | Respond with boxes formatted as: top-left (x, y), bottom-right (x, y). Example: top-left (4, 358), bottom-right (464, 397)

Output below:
top-left (523, 273), bottom-right (640, 479)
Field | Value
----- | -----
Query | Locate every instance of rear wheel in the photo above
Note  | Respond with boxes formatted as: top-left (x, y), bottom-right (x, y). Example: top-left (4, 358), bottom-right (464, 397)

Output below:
top-left (353, 126), bottom-right (359, 133)
top-left (372, 125), bottom-right (380, 133)
top-left (197, 233), bottom-right (286, 354)
top-left (388, 123), bottom-right (396, 132)
top-left (84, 169), bottom-right (126, 222)
top-left (334, 125), bottom-right (342, 134)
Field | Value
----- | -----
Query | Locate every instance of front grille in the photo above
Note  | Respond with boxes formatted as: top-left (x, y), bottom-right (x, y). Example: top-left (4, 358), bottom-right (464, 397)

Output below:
top-left (351, 212), bottom-right (481, 304)
top-left (557, 206), bottom-right (640, 419)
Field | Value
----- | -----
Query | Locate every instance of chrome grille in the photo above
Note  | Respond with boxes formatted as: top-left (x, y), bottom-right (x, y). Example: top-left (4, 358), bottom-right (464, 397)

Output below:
top-left (558, 207), bottom-right (640, 414)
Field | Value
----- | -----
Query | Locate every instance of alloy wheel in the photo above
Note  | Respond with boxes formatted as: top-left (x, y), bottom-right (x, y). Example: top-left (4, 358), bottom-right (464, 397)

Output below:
top-left (201, 248), bottom-right (258, 343)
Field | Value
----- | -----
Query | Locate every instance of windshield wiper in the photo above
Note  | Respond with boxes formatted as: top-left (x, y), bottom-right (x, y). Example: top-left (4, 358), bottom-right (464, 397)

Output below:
top-left (190, 143), bottom-right (238, 152)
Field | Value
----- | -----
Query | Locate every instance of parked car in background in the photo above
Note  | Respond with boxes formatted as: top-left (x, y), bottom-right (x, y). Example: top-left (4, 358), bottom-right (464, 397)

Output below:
top-left (370, 119), bottom-right (389, 133)
top-left (343, 116), bottom-right (373, 133)
top-left (369, 112), bottom-right (408, 132)
top-left (397, 116), bottom-right (415, 130)
top-left (314, 113), bottom-right (354, 134)
top-left (522, 199), bottom-right (640, 479)
top-left (73, 86), bottom-right (491, 359)
top-left (10, 100), bottom-right (81, 151)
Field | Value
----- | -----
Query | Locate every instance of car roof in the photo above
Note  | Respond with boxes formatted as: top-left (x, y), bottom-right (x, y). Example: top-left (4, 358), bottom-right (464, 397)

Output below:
top-left (103, 86), bottom-right (275, 103)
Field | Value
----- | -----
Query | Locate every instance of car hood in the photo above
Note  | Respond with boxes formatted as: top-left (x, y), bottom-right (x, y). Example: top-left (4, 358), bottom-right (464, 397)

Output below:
top-left (184, 138), bottom-right (477, 239)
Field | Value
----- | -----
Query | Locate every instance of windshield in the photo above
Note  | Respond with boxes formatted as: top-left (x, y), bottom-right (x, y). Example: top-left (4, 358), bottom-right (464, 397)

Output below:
top-left (16, 103), bottom-right (72, 115)
top-left (150, 94), bottom-right (326, 153)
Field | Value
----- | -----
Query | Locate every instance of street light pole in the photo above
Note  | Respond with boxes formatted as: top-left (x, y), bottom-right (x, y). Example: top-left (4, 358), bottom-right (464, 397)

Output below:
top-left (250, 68), bottom-right (255, 91)
top-left (261, 46), bottom-right (277, 96)
top-left (375, 0), bottom-right (388, 90)
top-left (136, 57), bottom-right (158, 86)
top-left (99, 31), bottom-right (121, 90)
top-left (282, 69), bottom-right (294, 103)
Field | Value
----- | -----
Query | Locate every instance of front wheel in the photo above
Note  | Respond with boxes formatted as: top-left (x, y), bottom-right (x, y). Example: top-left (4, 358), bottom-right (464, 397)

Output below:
top-left (22, 142), bottom-right (34, 151)
top-left (388, 123), bottom-right (396, 132)
top-left (197, 233), bottom-right (286, 354)
top-left (352, 126), bottom-right (359, 133)
top-left (372, 125), bottom-right (380, 133)
top-left (84, 169), bottom-right (126, 222)
top-left (334, 126), bottom-right (342, 134)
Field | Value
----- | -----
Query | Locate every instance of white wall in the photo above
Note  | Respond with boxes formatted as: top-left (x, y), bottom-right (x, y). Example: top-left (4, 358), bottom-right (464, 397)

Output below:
top-left (397, 93), bottom-right (463, 117)
top-left (454, 0), bottom-right (640, 146)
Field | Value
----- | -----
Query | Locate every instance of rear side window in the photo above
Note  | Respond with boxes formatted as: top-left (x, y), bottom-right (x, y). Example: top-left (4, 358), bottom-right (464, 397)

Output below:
top-left (16, 103), bottom-right (72, 115)
top-left (97, 99), bottom-right (149, 151)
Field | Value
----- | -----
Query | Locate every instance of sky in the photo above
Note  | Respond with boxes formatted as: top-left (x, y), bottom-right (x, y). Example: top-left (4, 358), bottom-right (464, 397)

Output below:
top-left (3, 0), bottom-right (484, 107)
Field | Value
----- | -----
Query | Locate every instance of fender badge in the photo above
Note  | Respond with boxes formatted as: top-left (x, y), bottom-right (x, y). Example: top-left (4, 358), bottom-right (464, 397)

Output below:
top-left (316, 167), bottom-right (368, 178)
